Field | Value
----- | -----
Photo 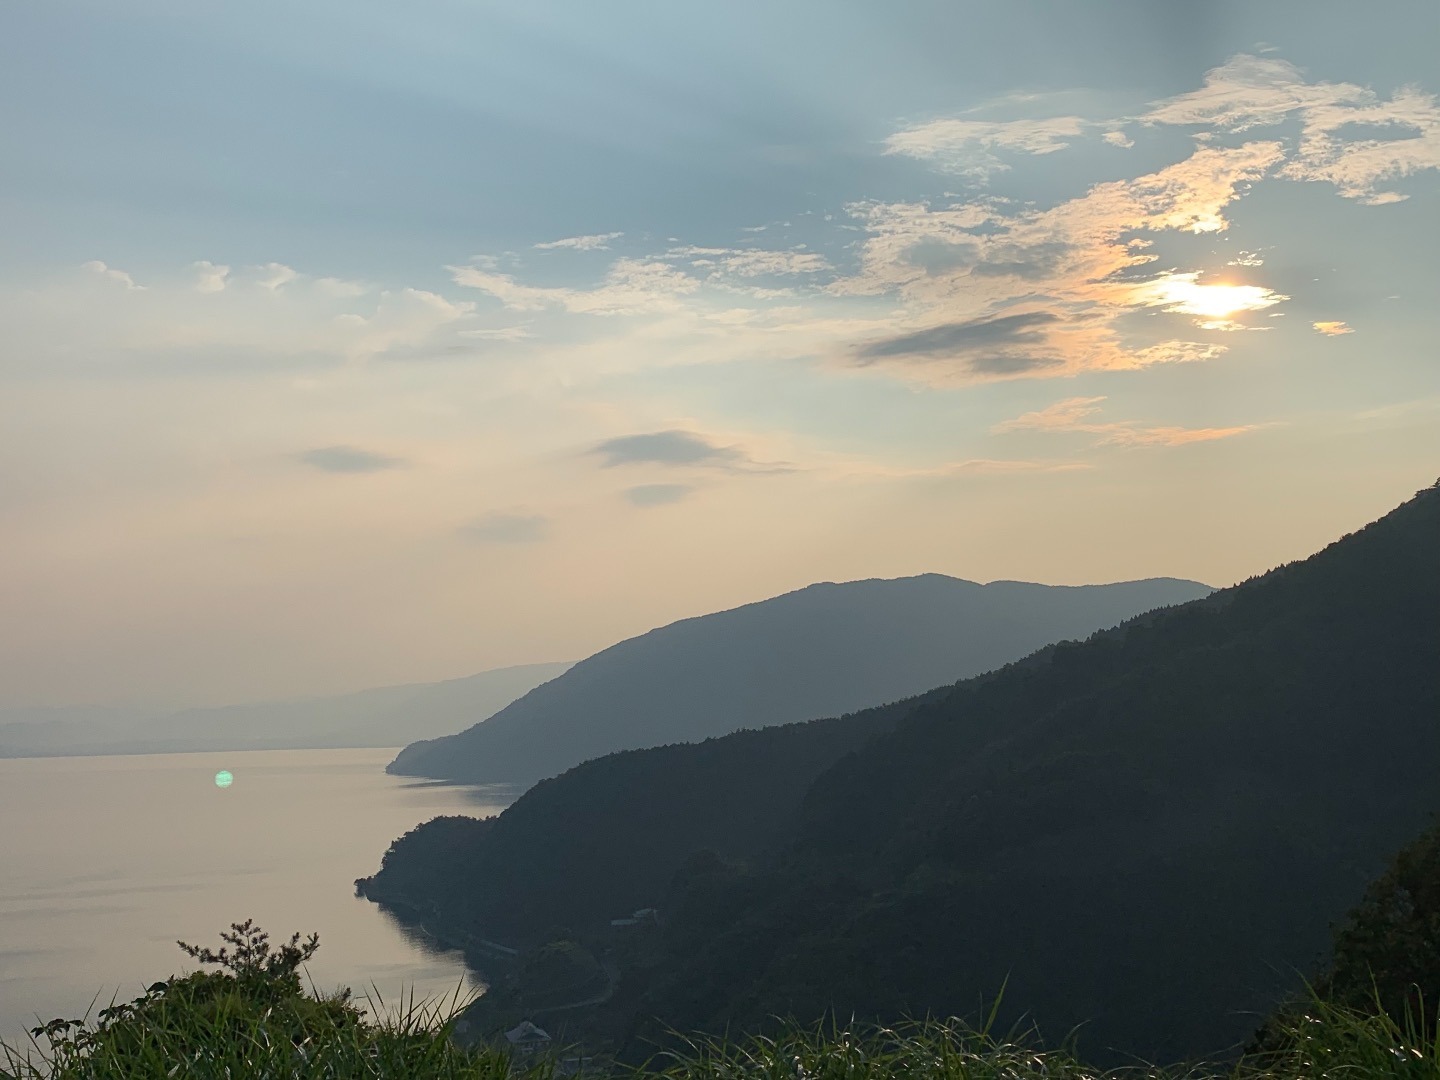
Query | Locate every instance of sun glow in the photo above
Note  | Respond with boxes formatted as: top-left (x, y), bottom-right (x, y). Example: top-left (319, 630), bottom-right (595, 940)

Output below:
top-left (1130, 272), bottom-right (1288, 327)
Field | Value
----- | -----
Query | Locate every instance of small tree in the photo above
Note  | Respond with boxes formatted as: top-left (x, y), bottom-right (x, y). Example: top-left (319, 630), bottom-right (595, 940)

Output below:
top-left (177, 919), bottom-right (322, 1002)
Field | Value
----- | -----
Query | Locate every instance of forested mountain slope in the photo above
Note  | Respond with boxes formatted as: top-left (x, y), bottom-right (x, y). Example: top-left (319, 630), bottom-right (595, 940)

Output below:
top-left (364, 488), bottom-right (1440, 1067)
top-left (639, 487), bottom-right (1440, 1064)
top-left (388, 576), bottom-right (1210, 783)
top-left (359, 689), bottom-right (949, 943)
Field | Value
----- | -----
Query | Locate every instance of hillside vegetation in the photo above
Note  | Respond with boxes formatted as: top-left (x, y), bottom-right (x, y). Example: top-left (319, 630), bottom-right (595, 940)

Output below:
top-left (388, 576), bottom-right (1210, 784)
top-left (364, 489), bottom-right (1440, 1066)
top-left (10, 905), bottom-right (1440, 1079)
top-left (358, 690), bottom-right (946, 943)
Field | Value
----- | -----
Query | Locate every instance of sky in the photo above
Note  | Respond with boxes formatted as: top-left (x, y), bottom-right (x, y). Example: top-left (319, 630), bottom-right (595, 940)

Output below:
top-left (2, 0), bottom-right (1438, 708)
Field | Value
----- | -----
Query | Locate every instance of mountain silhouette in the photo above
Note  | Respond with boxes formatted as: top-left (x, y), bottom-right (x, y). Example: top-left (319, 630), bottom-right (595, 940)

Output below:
top-left (387, 576), bottom-right (1211, 783)
top-left (363, 485), bottom-right (1440, 1065)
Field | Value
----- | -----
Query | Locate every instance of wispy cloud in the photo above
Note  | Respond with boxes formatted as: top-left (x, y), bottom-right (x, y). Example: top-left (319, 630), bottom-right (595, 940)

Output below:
top-left (885, 115), bottom-right (1088, 182)
top-left (450, 258), bottom-right (700, 316)
top-left (853, 311), bottom-right (1068, 377)
top-left (460, 512), bottom-right (549, 544)
top-left (592, 430), bottom-right (743, 469)
top-left (534, 232), bottom-right (624, 251)
top-left (81, 260), bottom-right (144, 290)
top-left (1313, 320), bottom-right (1355, 336)
top-left (297, 446), bottom-right (406, 473)
top-left (624, 483), bottom-right (694, 506)
top-left (994, 397), bottom-right (1256, 448)
top-left (20, 263), bottom-right (482, 373)
top-left (666, 246), bottom-right (832, 278)
top-left (1144, 54), bottom-right (1440, 204)
top-left (936, 458), bottom-right (1091, 475)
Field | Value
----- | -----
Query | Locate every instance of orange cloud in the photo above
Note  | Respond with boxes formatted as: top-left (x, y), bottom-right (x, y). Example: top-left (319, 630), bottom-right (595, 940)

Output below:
top-left (993, 396), bottom-right (1256, 448)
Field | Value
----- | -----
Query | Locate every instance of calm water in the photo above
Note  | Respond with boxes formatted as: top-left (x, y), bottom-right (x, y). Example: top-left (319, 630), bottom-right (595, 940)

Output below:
top-left (0, 749), bottom-right (516, 1046)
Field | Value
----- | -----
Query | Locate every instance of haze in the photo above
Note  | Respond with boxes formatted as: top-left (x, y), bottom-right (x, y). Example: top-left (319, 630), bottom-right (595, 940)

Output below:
top-left (3, 0), bottom-right (1437, 709)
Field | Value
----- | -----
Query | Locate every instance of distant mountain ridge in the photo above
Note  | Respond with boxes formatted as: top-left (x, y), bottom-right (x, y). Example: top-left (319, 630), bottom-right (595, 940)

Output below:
top-left (0, 662), bottom-right (572, 758)
top-left (388, 575), bottom-right (1213, 783)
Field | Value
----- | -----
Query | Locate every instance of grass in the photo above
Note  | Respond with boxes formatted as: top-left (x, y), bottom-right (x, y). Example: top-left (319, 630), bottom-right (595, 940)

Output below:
top-left (4, 925), bottom-right (1438, 1079)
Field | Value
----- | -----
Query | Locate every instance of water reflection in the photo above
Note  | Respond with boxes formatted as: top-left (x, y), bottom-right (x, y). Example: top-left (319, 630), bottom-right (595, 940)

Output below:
top-left (0, 748), bottom-right (516, 1045)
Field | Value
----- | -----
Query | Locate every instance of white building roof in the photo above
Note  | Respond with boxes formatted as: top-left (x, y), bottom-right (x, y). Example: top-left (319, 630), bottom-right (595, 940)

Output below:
top-left (505, 1021), bottom-right (552, 1045)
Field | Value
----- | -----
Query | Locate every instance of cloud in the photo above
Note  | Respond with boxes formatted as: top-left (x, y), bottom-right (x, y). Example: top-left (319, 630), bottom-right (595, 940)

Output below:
top-left (331, 287), bottom-right (476, 361)
top-left (592, 430), bottom-right (743, 469)
top-left (993, 396), bottom-right (1109, 434)
top-left (967, 242), bottom-right (1073, 281)
top-left (835, 140), bottom-right (1283, 382)
top-left (668, 246), bottom-right (832, 278)
top-left (296, 446), bottom-right (406, 473)
top-left (1102, 130), bottom-right (1134, 149)
top-left (840, 139), bottom-right (1284, 306)
top-left (460, 512), bottom-right (549, 544)
top-left (1128, 341), bottom-right (1228, 366)
top-left (855, 311), bottom-right (1061, 361)
top-left (460, 325), bottom-right (532, 342)
top-left (13, 262), bottom-right (491, 378)
top-left (885, 115), bottom-right (1088, 181)
top-left (942, 458), bottom-right (1091, 474)
top-left (448, 265), bottom-right (557, 311)
top-left (315, 276), bottom-right (370, 299)
top-left (256, 263), bottom-right (298, 291)
top-left (994, 397), bottom-right (1256, 448)
top-left (1313, 320), bottom-right (1355, 335)
top-left (966, 354), bottom-right (1065, 377)
top-left (1144, 55), bottom-right (1362, 131)
top-left (81, 260), bottom-right (143, 290)
top-left (534, 232), bottom-right (624, 251)
top-left (193, 261), bottom-right (230, 294)
top-left (624, 483), bottom-right (694, 507)
top-left (450, 258), bottom-right (700, 316)
top-left (1092, 425), bottom-right (1256, 448)
top-left (1144, 54), bottom-right (1440, 204)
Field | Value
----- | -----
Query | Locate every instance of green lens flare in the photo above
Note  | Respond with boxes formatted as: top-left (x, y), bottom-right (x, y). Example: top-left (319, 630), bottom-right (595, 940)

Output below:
top-left (214, 770), bottom-right (234, 789)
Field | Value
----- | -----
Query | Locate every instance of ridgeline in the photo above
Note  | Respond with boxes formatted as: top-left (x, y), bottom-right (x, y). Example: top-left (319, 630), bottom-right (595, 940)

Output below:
top-left (388, 576), bottom-right (1211, 784)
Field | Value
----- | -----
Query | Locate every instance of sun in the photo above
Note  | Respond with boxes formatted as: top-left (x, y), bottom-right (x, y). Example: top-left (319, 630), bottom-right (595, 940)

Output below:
top-left (1130, 272), bottom-right (1288, 326)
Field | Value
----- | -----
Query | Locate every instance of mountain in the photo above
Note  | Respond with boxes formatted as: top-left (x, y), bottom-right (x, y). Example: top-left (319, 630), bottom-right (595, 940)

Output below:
top-left (387, 576), bottom-right (1212, 783)
top-left (358, 687), bottom-right (951, 945)
top-left (0, 662), bottom-right (571, 758)
top-left (361, 486), bottom-right (1440, 1066)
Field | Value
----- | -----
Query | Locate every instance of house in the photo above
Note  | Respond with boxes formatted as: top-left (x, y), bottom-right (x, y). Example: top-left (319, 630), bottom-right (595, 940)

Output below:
top-left (504, 1021), bottom-right (552, 1057)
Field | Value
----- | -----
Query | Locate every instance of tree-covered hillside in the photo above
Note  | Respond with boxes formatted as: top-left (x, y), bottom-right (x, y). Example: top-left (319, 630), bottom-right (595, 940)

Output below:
top-left (363, 488), bottom-right (1439, 1067)
top-left (358, 689), bottom-right (945, 943)
top-left (640, 487), bottom-right (1440, 1064)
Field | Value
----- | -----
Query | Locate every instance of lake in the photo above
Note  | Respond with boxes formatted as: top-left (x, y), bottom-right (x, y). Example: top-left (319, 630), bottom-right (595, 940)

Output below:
top-left (0, 748), bottom-right (516, 1048)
